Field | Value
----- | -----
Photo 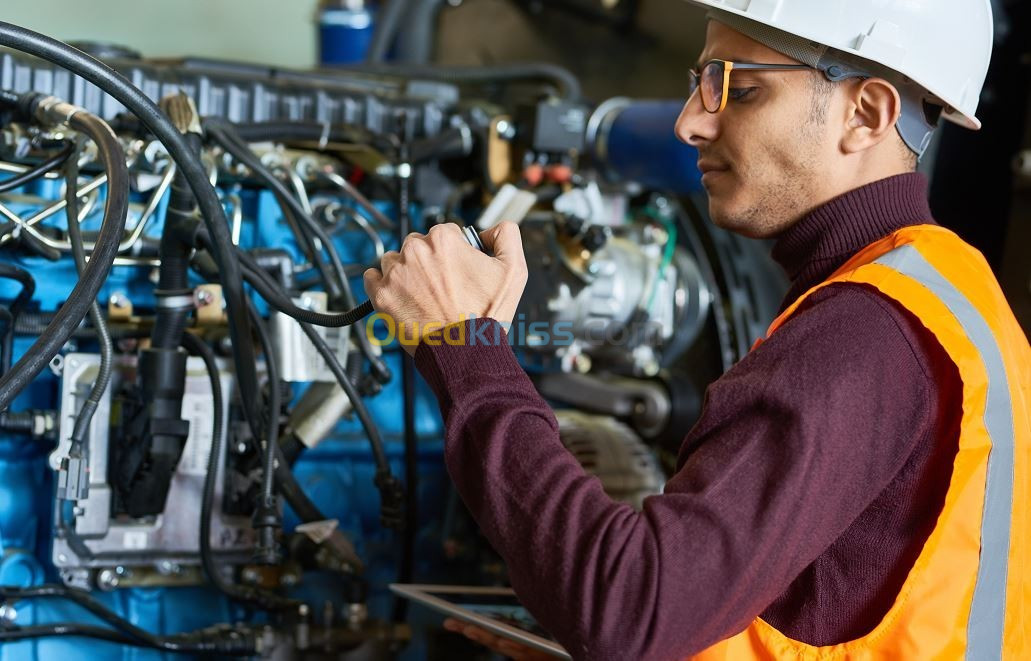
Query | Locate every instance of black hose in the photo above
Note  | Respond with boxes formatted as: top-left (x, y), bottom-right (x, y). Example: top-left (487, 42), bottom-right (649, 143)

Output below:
top-left (243, 307), bottom-right (349, 538)
top-left (0, 262), bottom-right (35, 375)
top-left (0, 624), bottom-right (140, 646)
top-left (0, 585), bottom-right (258, 654)
top-left (246, 300), bottom-right (283, 565)
top-left (394, 0), bottom-right (448, 64)
top-left (181, 330), bottom-right (228, 595)
top-left (339, 62), bottom-right (583, 101)
top-left (151, 129), bottom-right (201, 351)
top-left (0, 139), bottom-right (74, 193)
top-left (394, 138), bottom-right (416, 623)
top-left (242, 260), bottom-right (372, 327)
top-left (179, 331), bottom-right (293, 610)
top-left (0, 21), bottom-right (264, 444)
top-left (0, 623), bottom-right (254, 655)
top-left (0, 98), bottom-right (128, 414)
top-left (366, 0), bottom-right (413, 63)
top-left (235, 258), bottom-right (399, 528)
top-left (298, 321), bottom-right (403, 529)
top-left (64, 143), bottom-right (114, 448)
top-left (207, 119), bottom-right (350, 303)
top-left (206, 118), bottom-right (392, 383)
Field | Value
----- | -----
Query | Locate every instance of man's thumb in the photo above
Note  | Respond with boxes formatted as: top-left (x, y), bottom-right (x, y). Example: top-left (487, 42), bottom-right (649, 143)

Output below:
top-left (479, 221), bottom-right (524, 265)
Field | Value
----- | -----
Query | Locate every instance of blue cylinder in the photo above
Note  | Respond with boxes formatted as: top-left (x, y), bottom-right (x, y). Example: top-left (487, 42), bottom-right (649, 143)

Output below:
top-left (586, 98), bottom-right (703, 194)
top-left (319, 3), bottom-right (376, 66)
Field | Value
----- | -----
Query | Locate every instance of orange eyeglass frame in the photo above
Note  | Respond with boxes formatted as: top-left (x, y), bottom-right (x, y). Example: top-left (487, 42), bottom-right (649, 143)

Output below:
top-left (688, 59), bottom-right (813, 113)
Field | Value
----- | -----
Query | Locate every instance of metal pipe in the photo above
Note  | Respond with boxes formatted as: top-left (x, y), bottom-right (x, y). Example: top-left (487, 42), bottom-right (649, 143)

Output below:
top-left (0, 164), bottom-right (173, 253)
top-left (0, 173), bottom-right (108, 246)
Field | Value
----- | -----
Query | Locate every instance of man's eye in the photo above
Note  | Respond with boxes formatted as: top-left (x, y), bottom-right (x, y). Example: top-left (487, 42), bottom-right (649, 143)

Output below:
top-left (727, 87), bottom-right (758, 101)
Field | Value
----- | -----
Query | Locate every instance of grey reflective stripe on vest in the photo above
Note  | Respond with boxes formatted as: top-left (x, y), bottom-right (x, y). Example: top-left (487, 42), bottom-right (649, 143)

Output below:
top-left (874, 245), bottom-right (1014, 660)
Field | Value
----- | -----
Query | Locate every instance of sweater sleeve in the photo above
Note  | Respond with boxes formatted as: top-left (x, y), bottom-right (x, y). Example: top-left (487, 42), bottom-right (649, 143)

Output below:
top-left (414, 283), bottom-right (938, 660)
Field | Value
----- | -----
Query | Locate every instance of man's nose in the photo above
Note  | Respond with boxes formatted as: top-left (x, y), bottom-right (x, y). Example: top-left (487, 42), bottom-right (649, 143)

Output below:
top-left (674, 93), bottom-right (720, 147)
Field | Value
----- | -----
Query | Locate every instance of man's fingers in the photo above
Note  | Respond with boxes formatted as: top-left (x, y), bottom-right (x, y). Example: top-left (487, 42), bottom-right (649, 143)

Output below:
top-left (379, 250), bottom-right (402, 274)
top-left (363, 267), bottom-right (382, 296)
top-left (480, 221), bottom-right (525, 266)
top-left (400, 231), bottom-right (425, 252)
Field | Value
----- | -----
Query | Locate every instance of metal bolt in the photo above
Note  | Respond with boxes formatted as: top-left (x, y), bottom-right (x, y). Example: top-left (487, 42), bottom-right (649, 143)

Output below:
top-left (195, 289), bottom-right (214, 307)
top-left (241, 567), bottom-right (260, 584)
top-left (235, 441), bottom-right (248, 454)
top-left (109, 293), bottom-right (130, 309)
top-left (495, 120), bottom-right (516, 140)
top-left (97, 569), bottom-right (120, 590)
top-left (57, 553), bottom-right (68, 564)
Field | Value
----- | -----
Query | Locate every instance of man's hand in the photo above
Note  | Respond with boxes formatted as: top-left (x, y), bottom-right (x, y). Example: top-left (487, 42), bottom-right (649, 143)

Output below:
top-left (363, 222), bottom-right (528, 355)
top-left (443, 618), bottom-right (555, 660)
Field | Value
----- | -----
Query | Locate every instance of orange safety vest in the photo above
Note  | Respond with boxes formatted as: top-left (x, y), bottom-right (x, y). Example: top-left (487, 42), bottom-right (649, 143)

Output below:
top-left (693, 225), bottom-right (1030, 660)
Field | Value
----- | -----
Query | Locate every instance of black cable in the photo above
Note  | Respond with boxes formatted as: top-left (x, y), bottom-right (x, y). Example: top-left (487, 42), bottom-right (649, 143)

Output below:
top-left (205, 120), bottom-right (344, 299)
top-left (242, 259), bottom-right (372, 327)
top-left (242, 295), bottom-right (365, 568)
top-left (366, 0), bottom-right (414, 63)
top-left (298, 321), bottom-right (403, 529)
top-left (0, 139), bottom-right (74, 193)
top-left (0, 623), bottom-right (138, 646)
top-left (340, 62), bottom-right (583, 101)
top-left (0, 97), bottom-right (128, 413)
top-left (64, 140), bottom-right (114, 449)
top-left (394, 139), bottom-right (416, 623)
top-left (179, 331), bottom-right (294, 610)
top-left (247, 300), bottom-right (283, 564)
top-left (0, 623), bottom-right (254, 655)
top-left (394, 0), bottom-right (449, 64)
top-left (0, 22), bottom-right (264, 445)
top-left (181, 330), bottom-right (228, 596)
top-left (0, 585), bottom-right (257, 654)
top-left (205, 119), bottom-right (391, 383)
top-left (0, 262), bottom-right (34, 376)
top-left (233, 249), bottom-right (392, 543)
top-left (192, 230), bottom-right (373, 328)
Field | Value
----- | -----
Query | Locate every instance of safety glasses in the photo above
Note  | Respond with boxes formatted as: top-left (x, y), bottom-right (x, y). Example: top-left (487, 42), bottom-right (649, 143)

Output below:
top-left (688, 59), bottom-right (813, 113)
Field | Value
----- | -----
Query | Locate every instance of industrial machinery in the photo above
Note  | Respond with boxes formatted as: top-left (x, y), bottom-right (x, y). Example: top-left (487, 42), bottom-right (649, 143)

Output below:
top-left (0, 19), bottom-right (784, 660)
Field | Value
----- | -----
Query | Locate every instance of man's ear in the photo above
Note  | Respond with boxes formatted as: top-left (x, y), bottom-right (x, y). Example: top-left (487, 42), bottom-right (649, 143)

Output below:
top-left (841, 78), bottom-right (902, 155)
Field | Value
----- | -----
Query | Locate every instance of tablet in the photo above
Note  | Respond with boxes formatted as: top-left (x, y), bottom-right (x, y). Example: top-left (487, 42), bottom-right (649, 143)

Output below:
top-left (389, 583), bottom-right (570, 659)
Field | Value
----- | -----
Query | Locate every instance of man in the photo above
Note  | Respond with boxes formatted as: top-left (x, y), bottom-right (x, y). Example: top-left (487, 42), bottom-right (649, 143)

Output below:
top-left (364, 0), bottom-right (1030, 658)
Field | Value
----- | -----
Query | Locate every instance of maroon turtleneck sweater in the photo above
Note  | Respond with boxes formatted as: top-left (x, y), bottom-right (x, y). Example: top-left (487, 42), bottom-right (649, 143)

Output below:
top-left (414, 173), bottom-right (963, 660)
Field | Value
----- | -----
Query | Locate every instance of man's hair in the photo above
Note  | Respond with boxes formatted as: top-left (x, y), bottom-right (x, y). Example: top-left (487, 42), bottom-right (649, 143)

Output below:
top-left (806, 72), bottom-right (918, 171)
top-left (806, 72), bottom-right (835, 126)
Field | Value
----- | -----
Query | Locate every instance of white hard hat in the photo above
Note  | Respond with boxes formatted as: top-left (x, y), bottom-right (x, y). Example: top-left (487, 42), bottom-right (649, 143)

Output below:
top-left (684, 0), bottom-right (994, 131)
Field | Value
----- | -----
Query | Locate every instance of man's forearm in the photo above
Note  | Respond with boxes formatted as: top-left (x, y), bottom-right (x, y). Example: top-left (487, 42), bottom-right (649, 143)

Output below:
top-left (415, 319), bottom-right (760, 659)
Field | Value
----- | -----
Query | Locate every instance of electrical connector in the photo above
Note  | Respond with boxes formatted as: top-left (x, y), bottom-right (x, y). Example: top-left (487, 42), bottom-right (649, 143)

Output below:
top-left (56, 453), bottom-right (89, 501)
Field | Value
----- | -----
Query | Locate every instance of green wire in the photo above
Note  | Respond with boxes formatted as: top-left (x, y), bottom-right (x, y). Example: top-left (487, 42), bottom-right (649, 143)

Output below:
top-left (643, 209), bottom-right (678, 314)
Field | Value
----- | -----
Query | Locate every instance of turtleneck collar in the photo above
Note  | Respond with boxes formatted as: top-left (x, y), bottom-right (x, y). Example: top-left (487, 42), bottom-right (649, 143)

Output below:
top-left (772, 173), bottom-right (935, 308)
